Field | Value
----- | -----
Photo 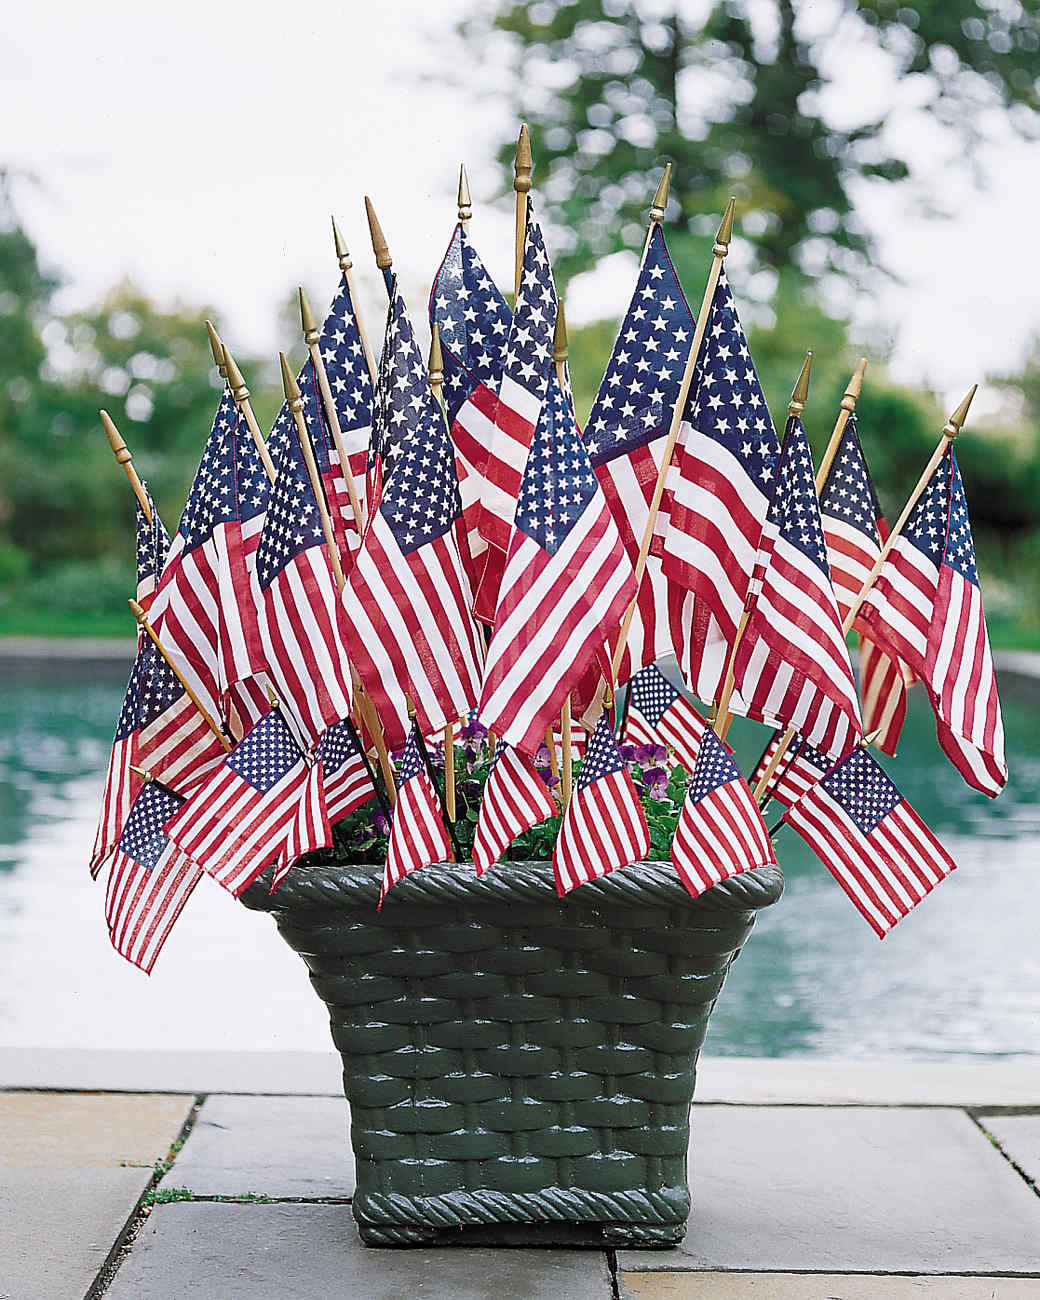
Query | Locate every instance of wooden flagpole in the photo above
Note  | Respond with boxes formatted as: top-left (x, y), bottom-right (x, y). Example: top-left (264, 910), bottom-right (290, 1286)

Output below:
top-left (128, 598), bottom-right (232, 751)
top-left (221, 343), bottom-right (278, 483)
top-left (600, 196), bottom-right (737, 706)
top-left (426, 323), bottom-right (457, 822)
top-left (458, 163), bottom-right (472, 233)
top-left (99, 411), bottom-right (152, 523)
top-left (714, 352), bottom-right (812, 743)
top-left (364, 197), bottom-right (394, 299)
top-left (554, 301), bottom-right (575, 808)
top-left (297, 285), bottom-right (365, 532)
top-left (752, 383), bottom-right (978, 801)
top-left (814, 358), bottom-right (868, 493)
top-left (513, 124), bottom-right (532, 300)
top-left (331, 218), bottom-right (379, 387)
top-left (640, 162), bottom-right (671, 264)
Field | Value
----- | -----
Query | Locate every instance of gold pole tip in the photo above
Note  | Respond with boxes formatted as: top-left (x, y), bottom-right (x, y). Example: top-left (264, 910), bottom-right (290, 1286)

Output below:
top-left (714, 196), bottom-right (736, 253)
top-left (331, 215), bottom-right (352, 271)
top-left (789, 351), bottom-right (812, 415)
top-left (514, 124), bottom-right (533, 193)
top-left (553, 301), bottom-right (568, 363)
top-left (945, 384), bottom-right (978, 437)
top-left (649, 162), bottom-right (672, 223)
top-left (205, 320), bottom-right (226, 373)
top-left (428, 323), bottom-right (444, 381)
top-left (99, 410), bottom-right (127, 457)
top-left (364, 196), bottom-right (392, 269)
top-left (457, 163), bottom-right (472, 222)
top-left (279, 352), bottom-right (301, 403)
top-left (840, 357), bottom-right (868, 412)
top-left (222, 345), bottom-right (247, 396)
top-left (128, 598), bottom-right (146, 623)
top-left (298, 286), bottom-right (319, 342)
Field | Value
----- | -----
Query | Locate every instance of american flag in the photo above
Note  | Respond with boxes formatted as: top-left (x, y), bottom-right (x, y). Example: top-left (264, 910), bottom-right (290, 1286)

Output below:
top-left (857, 448), bottom-right (1006, 795)
top-left (671, 725), bottom-right (775, 899)
top-left (149, 387), bottom-right (269, 727)
top-left (472, 204), bottom-right (558, 624)
top-left (818, 417), bottom-right (912, 756)
top-left (340, 282), bottom-right (484, 751)
top-left (381, 723), bottom-right (453, 906)
top-left (783, 746), bottom-right (958, 937)
top-left (165, 707), bottom-right (315, 897)
top-left (430, 222), bottom-right (512, 593)
top-left (89, 639), bottom-right (227, 877)
top-left (276, 717), bottom-right (376, 888)
top-left (478, 371), bottom-right (637, 755)
top-left (253, 410), bottom-right (355, 745)
top-left (751, 734), bottom-right (831, 809)
top-left (732, 416), bottom-right (862, 760)
top-left (104, 782), bottom-right (202, 973)
top-left (472, 743), bottom-right (558, 876)
top-left (655, 272), bottom-right (779, 701)
top-left (554, 714), bottom-right (649, 896)
top-left (624, 662), bottom-right (706, 773)
top-left (583, 225), bottom-right (694, 683)
top-left (135, 488), bottom-right (171, 610)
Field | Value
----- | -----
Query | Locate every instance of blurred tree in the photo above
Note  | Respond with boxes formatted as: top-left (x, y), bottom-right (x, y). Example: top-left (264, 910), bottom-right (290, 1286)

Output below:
top-left (461, 0), bottom-right (1040, 287)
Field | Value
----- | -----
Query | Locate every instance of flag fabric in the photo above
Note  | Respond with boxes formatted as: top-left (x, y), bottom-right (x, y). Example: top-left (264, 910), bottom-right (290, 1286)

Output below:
top-left (165, 708), bottom-right (313, 897)
top-left (149, 387), bottom-right (270, 726)
top-left (104, 782), bottom-right (203, 974)
top-left (478, 370), bottom-right (638, 755)
top-left (818, 416), bottom-right (912, 755)
top-left (276, 718), bottom-right (376, 888)
top-left (732, 416), bottom-right (863, 760)
top-left (340, 281), bottom-right (484, 751)
top-left (472, 204), bottom-right (558, 623)
top-left (472, 743), bottom-right (558, 876)
top-left (135, 488), bottom-right (171, 610)
top-left (430, 222), bottom-right (512, 593)
top-left (583, 224), bottom-right (695, 683)
top-left (553, 714), bottom-right (649, 896)
top-left (670, 725), bottom-right (775, 899)
top-left (624, 662), bottom-right (707, 773)
top-left (783, 746), bottom-right (958, 937)
top-left (750, 734), bottom-right (831, 808)
top-left (381, 724), bottom-right (453, 906)
top-left (655, 272), bottom-right (780, 702)
top-left (253, 409), bottom-right (355, 745)
top-left (856, 448), bottom-right (1006, 795)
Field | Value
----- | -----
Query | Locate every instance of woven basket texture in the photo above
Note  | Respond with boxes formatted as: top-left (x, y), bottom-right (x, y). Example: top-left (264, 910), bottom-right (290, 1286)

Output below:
top-left (242, 858), bottom-right (783, 1247)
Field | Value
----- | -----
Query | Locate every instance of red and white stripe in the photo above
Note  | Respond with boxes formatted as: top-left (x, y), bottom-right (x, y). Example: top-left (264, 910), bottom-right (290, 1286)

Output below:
top-left (90, 735), bottom-right (140, 877)
top-left (784, 781), bottom-right (957, 938)
top-left (275, 763), bottom-right (333, 890)
top-left (105, 841), bottom-right (202, 974)
top-left (381, 766), bottom-right (452, 907)
top-left (750, 735), bottom-right (830, 808)
top-left (449, 380), bottom-right (500, 594)
top-left (478, 497), bottom-right (637, 756)
top-left (821, 512), bottom-right (878, 625)
top-left (553, 768), bottom-right (648, 896)
top-left (341, 514), bottom-right (484, 752)
top-left (625, 688), bottom-right (706, 772)
top-left (473, 746), bottom-right (558, 876)
top-left (671, 789), bottom-right (775, 900)
top-left (858, 636), bottom-right (910, 758)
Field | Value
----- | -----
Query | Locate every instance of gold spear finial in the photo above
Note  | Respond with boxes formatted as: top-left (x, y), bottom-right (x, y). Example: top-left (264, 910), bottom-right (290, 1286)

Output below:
top-left (222, 345), bottom-right (248, 401)
top-left (714, 196), bottom-right (737, 255)
top-left (428, 323), bottom-right (444, 387)
top-left (331, 216), bottom-right (353, 272)
top-left (513, 124), bottom-right (533, 195)
top-left (649, 163), bottom-right (672, 224)
top-left (458, 163), bottom-right (472, 223)
top-left (298, 286), bottom-right (320, 346)
top-left (129, 764), bottom-right (156, 784)
top-left (100, 409), bottom-right (132, 467)
top-left (840, 357), bottom-right (868, 414)
top-left (364, 197), bottom-right (392, 270)
top-left (279, 352), bottom-right (303, 408)
top-left (788, 351), bottom-right (813, 418)
top-left (205, 321), bottom-right (227, 378)
top-left (553, 301), bottom-right (568, 364)
top-left (943, 384), bottom-right (978, 439)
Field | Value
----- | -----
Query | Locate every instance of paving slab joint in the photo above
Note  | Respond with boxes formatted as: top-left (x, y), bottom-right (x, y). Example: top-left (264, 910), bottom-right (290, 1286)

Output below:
top-left (970, 1112), bottom-right (1040, 1199)
top-left (606, 1246), bottom-right (621, 1300)
top-left (85, 1096), bottom-right (205, 1300)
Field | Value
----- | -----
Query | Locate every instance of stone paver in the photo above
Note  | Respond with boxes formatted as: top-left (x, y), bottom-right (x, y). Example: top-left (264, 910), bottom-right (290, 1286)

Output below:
top-left (106, 1202), bottom-right (614, 1299)
top-left (164, 1094), bottom-right (354, 1198)
top-left (619, 1274), bottom-right (1040, 1298)
top-left (0, 1092), bottom-right (193, 1300)
top-left (981, 1114), bottom-right (1040, 1187)
top-left (617, 1106), bottom-right (1040, 1274)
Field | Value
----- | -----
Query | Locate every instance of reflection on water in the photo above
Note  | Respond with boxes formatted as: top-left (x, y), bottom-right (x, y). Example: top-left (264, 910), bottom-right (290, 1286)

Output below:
top-left (1, 679), bottom-right (1038, 1058)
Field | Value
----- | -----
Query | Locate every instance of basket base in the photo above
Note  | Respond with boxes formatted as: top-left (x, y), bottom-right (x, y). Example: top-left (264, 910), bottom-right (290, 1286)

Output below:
top-left (357, 1219), bottom-right (686, 1249)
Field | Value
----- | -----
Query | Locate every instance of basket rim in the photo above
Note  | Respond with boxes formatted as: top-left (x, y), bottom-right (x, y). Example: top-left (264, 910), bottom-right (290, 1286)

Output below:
top-left (240, 857), bottom-right (784, 915)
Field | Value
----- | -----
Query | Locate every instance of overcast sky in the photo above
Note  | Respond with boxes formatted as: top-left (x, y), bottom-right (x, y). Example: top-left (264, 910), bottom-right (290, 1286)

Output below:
top-left (6, 0), bottom-right (1040, 417)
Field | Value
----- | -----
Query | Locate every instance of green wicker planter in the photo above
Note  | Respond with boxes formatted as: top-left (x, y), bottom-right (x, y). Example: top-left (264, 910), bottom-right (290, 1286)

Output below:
top-left (241, 858), bottom-right (783, 1248)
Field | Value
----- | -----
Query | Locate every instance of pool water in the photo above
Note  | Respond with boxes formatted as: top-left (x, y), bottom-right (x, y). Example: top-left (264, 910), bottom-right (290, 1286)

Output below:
top-left (1, 679), bottom-right (1037, 1059)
